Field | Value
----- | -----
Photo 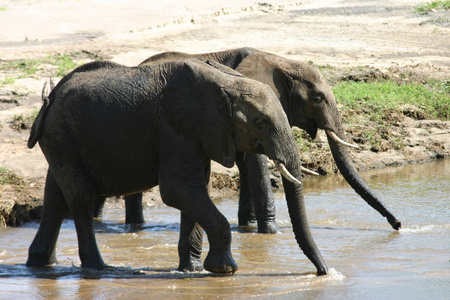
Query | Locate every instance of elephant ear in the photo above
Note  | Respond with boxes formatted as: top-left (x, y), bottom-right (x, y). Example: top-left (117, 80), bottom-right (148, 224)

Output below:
top-left (235, 52), bottom-right (292, 102)
top-left (160, 62), bottom-right (237, 168)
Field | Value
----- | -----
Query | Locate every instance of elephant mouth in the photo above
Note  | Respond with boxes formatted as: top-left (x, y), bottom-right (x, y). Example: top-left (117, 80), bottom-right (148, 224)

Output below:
top-left (303, 119), bottom-right (318, 139)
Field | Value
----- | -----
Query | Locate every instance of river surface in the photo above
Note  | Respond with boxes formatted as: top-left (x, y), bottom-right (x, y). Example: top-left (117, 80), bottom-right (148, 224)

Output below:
top-left (0, 160), bottom-right (449, 299)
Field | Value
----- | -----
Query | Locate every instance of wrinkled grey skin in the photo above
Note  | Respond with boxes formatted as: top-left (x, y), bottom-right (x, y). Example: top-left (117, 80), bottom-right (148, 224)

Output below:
top-left (112, 48), bottom-right (401, 233)
top-left (26, 59), bottom-right (328, 275)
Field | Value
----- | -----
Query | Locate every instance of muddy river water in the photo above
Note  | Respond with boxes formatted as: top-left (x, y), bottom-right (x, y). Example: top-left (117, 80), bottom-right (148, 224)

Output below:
top-left (0, 159), bottom-right (449, 299)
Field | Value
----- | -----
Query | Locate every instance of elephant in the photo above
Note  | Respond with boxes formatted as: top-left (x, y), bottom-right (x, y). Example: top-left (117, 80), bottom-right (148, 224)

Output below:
top-left (103, 47), bottom-right (401, 233)
top-left (26, 58), bottom-right (328, 275)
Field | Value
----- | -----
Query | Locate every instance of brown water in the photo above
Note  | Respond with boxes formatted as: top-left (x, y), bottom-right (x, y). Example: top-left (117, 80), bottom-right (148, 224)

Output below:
top-left (1, 160), bottom-right (449, 299)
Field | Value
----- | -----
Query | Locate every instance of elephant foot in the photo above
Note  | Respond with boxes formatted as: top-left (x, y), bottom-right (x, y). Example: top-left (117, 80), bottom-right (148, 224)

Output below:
top-left (27, 247), bottom-right (58, 267)
top-left (204, 250), bottom-right (238, 275)
top-left (257, 220), bottom-right (281, 234)
top-left (80, 258), bottom-right (108, 270)
top-left (178, 258), bottom-right (204, 272)
top-left (26, 255), bottom-right (58, 267)
top-left (239, 219), bottom-right (257, 227)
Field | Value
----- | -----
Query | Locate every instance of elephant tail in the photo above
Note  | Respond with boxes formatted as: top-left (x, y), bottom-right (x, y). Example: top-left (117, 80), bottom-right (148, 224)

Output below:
top-left (28, 81), bottom-right (52, 149)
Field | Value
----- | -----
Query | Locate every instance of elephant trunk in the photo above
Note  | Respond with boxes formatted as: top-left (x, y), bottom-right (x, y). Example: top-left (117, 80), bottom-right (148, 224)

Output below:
top-left (281, 147), bottom-right (328, 276)
top-left (326, 132), bottom-right (401, 230)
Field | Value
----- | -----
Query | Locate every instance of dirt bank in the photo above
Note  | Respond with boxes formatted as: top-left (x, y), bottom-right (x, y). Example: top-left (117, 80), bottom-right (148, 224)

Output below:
top-left (1, 0), bottom-right (449, 226)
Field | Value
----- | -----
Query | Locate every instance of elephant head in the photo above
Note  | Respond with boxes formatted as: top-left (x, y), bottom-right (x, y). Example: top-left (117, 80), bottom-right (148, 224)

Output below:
top-left (235, 52), bottom-right (401, 230)
top-left (161, 60), bottom-right (303, 184)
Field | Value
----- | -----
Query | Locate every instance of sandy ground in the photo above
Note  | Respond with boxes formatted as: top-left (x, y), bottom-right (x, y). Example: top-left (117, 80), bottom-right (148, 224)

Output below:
top-left (0, 0), bottom-right (449, 216)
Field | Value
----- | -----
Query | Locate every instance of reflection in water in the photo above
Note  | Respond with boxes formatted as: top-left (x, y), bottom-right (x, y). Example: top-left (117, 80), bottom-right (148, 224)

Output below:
top-left (0, 160), bottom-right (449, 299)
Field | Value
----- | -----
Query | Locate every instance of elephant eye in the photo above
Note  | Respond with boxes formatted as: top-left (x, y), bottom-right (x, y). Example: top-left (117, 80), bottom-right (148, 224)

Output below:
top-left (255, 117), bottom-right (269, 128)
top-left (312, 93), bottom-right (324, 104)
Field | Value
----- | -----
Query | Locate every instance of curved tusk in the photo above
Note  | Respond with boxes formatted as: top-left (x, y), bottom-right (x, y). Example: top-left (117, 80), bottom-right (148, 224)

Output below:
top-left (274, 160), bottom-right (302, 185)
top-left (301, 166), bottom-right (319, 176)
top-left (326, 130), bottom-right (359, 148)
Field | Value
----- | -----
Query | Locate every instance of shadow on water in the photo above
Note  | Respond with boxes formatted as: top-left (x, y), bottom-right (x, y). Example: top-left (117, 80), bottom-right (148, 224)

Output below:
top-left (0, 263), bottom-right (314, 280)
top-left (93, 221), bottom-right (180, 234)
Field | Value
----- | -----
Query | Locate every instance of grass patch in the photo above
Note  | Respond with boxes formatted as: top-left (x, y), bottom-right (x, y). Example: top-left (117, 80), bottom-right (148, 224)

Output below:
top-left (415, 0), bottom-right (450, 14)
top-left (0, 167), bottom-right (25, 186)
top-left (1, 76), bottom-right (16, 85)
top-left (9, 110), bottom-right (40, 132)
top-left (5, 59), bottom-right (40, 78)
top-left (51, 53), bottom-right (82, 77)
top-left (332, 80), bottom-right (450, 120)
top-left (0, 51), bottom-right (103, 82)
top-left (0, 6), bottom-right (8, 11)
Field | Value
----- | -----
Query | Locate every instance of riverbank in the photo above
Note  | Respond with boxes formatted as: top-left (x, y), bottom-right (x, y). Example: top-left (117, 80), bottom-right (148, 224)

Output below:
top-left (1, 61), bottom-right (449, 226)
top-left (1, 0), bottom-right (449, 226)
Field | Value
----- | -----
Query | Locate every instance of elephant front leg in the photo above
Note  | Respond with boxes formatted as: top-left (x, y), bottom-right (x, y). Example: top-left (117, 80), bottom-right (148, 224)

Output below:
top-left (236, 153), bottom-right (280, 234)
top-left (178, 212), bottom-right (204, 272)
top-left (163, 188), bottom-right (237, 274)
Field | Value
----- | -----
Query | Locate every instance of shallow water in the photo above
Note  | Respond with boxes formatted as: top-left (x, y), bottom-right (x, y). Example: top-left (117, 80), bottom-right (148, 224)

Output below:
top-left (1, 160), bottom-right (449, 299)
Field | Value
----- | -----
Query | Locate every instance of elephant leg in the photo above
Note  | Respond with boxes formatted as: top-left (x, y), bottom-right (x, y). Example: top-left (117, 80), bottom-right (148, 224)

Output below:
top-left (27, 169), bottom-right (69, 267)
top-left (237, 164), bottom-right (257, 227)
top-left (51, 166), bottom-right (106, 269)
top-left (160, 151), bottom-right (236, 274)
top-left (236, 153), bottom-right (280, 233)
top-left (70, 185), bottom-right (106, 269)
top-left (93, 197), bottom-right (106, 218)
top-left (177, 212), bottom-right (204, 272)
top-left (183, 197), bottom-right (236, 274)
top-left (177, 160), bottom-right (209, 272)
top-left (124, 193), bottom-right (145, 224)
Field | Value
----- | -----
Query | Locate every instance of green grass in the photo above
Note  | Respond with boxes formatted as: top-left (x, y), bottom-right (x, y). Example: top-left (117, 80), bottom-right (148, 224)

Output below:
top-left (0, 52), bottom-right (92, 81)
top-left (0, 6), bottom-right (8, 11)
top-left (0, 167), bottom-right (24, 186)
top-left (332, 81), bottom-right (450, 120)
top-left (1, 76), bottom-right (16, 85)
top-left (6, 59), bottom-right (40, 78)
top-left (415, 0), bottom-right (450, 14)
top-left (9, 109), bottom-right (40, 132)
top-left (51, 53), bottom-right (81, 77)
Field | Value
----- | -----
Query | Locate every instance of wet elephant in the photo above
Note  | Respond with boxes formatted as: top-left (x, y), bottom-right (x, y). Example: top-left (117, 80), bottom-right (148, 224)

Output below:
top-left (26, 59), bottom-right (328, 275)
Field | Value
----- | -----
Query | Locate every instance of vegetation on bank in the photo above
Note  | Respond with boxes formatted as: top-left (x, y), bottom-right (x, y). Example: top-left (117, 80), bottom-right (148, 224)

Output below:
top-left (415, 0), bottom-right (450, 14)
top-left (0, 51), bottom-right (101, 86)
top-left (0, 166), bottom-right (25, 186)
top-left (333, 80), bottom-right (449, 120)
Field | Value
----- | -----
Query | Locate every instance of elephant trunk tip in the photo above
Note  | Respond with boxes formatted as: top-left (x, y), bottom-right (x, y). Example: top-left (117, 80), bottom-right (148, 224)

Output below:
top-left (389, 217), bottom-right (402, 231)
top-left (317, 266), bottom-right (328, 276)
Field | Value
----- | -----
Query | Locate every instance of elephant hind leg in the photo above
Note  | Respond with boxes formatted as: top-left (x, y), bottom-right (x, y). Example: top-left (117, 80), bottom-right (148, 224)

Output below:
top-left (27, 170), bottom-right (69, 267)
top-left (48, 165), bottom-right (106, 269)
top-left (124, 193), bottom-right (145, 224)
top-left (66, 179), bottom-right (106, 269)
